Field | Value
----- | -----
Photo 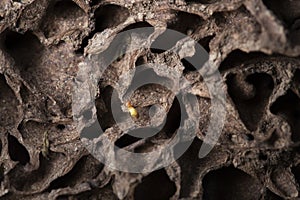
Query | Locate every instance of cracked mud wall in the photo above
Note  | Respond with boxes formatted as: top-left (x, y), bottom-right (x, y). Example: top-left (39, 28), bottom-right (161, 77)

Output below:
top-left (0, 0), bottom-right (299, 199)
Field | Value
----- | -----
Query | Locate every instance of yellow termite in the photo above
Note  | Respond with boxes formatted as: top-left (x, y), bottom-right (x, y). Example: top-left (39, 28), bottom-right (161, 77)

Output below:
top-left (126, 101), bottom-right (139, 118)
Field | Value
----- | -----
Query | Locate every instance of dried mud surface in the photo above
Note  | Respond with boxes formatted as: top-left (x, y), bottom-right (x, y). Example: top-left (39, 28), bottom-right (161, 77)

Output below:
top-left (0, 0), bottom-right (300, 199)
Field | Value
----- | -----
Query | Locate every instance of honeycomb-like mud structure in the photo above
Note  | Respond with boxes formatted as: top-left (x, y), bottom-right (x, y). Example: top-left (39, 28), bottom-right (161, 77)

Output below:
top-left (0, 0), bottom-right (300, 199)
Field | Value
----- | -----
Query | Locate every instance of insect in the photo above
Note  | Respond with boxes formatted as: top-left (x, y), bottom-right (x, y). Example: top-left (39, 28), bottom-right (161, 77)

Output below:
top-left (126, 101), bottom-right (139, 118)
top-left (42, 131), bottom-right (50, 159)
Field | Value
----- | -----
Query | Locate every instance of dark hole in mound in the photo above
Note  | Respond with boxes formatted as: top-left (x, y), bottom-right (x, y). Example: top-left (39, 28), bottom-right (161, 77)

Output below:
top-left (265, 189), bottom-right (283, 200)
top-left (115, 134), bottom-right (141, 148)
top-left (262, 0), bottom-right (300, 45)
top-left (4, 31), bottom-right (43, 71)
top-left (175, 138), bottom-right (203, 197)
top-left (48, 155), bottom-right (103, 190)
top-left (259, 153), bottom-right (268, 161)
top-left (202, 166), bottom-right (262, 200)
top-left (168, 11), bottom-right (203, 34)
top-left (292, 69), bottom-right (300, 94)
top-left (0, 164), bottom-right (3, 183)
top-left (95, 4), bottom-right (130, 33)
top-left (262, 0), bottom-right (300, 26)
top-left (182, 58), bottom-right (196, 72)
top-left (227, 73), bottom-right (274, 131)
top-left (8, 134), bottom-right (30, 165)
top-left (134, 169), bottom-right (176, 200)
top-left (135, 56), bottom-right (147, 67)
top-left (162, 96), bottom-right (181, 138)
top-left (77, 4), bottom-right (130, 53)
top-left (96, 86), bottom-right (119, 131)
top-left (41, 0), bottom-right (86, 38)
top-left (151, 11), bottom-right (203, 54)
top-left (292, 165), bottom-right (300, 187)
top-left (198, 35), bottom-right (215, 53)
top-left (220, 49), bottom-right (267, 71)
top-left (245, 134), bottom-right (254, 141)
top-left (271, 90), bottom-right (300, 142)
top-left (56, 124), bottom-right (65, 130)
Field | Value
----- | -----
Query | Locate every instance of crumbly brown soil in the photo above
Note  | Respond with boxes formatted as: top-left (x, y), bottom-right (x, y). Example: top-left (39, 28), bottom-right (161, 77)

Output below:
top-left (0, 0), bottom-right (300, 199)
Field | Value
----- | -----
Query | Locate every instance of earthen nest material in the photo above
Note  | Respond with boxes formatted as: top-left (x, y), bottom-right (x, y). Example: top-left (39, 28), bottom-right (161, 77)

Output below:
top-left (0, 0), bottom-right (299, 199)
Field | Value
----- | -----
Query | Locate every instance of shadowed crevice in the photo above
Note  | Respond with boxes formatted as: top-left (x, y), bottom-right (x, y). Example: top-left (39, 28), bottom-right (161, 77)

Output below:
top-left (202, 166), bottom-right (262, 200)
top-left (227, 73), bottom-right (274, 131)
top-left (271, 90), bottom-right (300, 142)
top-left (8, 134), bottom-right (30, 165)
top-left (134, 169), bottom-right (176, 200)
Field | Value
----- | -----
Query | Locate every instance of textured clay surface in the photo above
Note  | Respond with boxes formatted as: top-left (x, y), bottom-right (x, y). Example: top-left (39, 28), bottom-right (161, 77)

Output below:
top-left (0, 0), bottom-right (300, 199)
